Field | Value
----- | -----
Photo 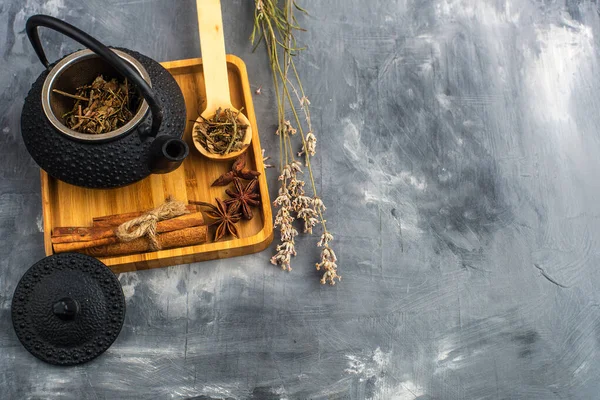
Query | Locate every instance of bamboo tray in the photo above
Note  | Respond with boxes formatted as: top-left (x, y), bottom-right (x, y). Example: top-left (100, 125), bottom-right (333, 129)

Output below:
top-left (40, 56), bottom-right (273, 273)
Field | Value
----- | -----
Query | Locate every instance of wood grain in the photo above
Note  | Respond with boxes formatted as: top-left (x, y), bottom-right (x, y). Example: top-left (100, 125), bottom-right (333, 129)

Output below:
top-left (40, 56), bottom-right (273, 273)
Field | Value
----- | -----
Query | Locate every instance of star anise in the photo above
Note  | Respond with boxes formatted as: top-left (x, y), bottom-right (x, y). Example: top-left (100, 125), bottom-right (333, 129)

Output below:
top-left (211, 170), bottom-right (236, 186)
top-left (224, 178), bottom-right (260, 220)
top-left (191, 198), bottom-right (241, 241)
top-left (211, 153), bottom-right (261, 186)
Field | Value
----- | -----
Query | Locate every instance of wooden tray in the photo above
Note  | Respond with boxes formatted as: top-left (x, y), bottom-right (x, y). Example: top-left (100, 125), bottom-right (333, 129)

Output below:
top-left (40, 56), bottom-right (273, 273)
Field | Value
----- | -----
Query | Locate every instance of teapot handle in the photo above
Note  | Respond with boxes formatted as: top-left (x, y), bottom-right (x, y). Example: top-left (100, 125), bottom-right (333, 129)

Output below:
top-left (26, 15), bottom-right (162, 137)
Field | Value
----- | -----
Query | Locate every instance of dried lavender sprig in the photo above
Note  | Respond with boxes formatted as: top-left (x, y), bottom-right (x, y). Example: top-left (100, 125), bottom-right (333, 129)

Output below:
top-left (254, 0), bottom-right (340, 284)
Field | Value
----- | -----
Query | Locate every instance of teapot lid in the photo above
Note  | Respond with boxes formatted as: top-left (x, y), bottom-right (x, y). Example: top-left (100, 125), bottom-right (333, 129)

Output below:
top-left (11, 253), bottom-right (125, 366)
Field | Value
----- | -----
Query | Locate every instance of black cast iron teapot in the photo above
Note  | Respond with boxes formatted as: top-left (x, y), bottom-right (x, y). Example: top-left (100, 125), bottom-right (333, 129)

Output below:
top-left (21, 15), bottom-right (189, 189)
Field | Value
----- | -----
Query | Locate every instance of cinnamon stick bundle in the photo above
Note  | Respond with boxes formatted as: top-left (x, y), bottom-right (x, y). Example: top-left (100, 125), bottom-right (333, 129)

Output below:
top-left (91, 205), bottom-right (197, 227)
top-left (52, 212), bottom-right (205, 253)
top-left (82, 226), bottom-right (208, 257)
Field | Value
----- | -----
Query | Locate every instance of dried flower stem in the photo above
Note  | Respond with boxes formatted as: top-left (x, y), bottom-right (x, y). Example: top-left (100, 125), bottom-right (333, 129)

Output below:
top-left (253, 0), bottom-right (340, 284)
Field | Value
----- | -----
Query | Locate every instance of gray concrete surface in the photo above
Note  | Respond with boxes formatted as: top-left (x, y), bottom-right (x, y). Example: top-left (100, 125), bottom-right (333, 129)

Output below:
top-left (2, 0), bottom-right (600, 399)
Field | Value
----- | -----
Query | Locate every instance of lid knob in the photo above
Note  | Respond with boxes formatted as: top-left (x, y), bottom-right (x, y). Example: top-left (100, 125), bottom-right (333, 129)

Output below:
top-left (52, 297), bottom-right (80, 320)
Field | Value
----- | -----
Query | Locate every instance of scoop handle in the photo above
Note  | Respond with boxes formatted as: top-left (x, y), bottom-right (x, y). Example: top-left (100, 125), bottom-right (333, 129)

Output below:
top-left (26, 14), bottom-right (163, 136)
top-left (196, 0), bottom-right (231, 113)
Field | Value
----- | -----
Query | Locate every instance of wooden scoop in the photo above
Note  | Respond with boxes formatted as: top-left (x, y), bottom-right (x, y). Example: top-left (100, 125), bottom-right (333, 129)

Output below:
top-left (194, 0), bottom-right (252, 161)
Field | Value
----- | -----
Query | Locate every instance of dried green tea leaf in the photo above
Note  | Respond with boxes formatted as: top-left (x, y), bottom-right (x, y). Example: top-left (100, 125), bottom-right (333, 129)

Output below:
top-left (54, 75), bottom-right (138, 134)
top-left (193, 107), bottom-right (248, 155)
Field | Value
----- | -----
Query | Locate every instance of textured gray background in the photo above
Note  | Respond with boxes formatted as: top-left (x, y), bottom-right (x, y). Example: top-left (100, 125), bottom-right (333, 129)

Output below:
top-left (1, 0), bottom-right (600, 399)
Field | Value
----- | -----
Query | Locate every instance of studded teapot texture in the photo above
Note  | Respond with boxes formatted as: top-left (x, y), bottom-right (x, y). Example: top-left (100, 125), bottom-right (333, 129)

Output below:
top-left (21, 48), bottom-right (186, 189)
top-left (11, 253), bottom-right (125, 366)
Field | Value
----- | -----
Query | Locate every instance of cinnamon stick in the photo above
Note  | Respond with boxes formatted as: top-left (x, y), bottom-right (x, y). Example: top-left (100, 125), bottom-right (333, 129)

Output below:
top-left (52, 212), bottom-right (205, 252)
top-left (81, 226), bottom-right (208, 257)
top-left (54, 237), bottom-right (121, 253)
top-left (52, 227), bottom-right (116, 243)
top-left (91, 205), bottom-right (197, 228)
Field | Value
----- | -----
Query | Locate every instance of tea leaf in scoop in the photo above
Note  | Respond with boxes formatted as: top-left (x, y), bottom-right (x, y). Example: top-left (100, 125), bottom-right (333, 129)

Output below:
top-left (193, 107), bottom-right (248, 155)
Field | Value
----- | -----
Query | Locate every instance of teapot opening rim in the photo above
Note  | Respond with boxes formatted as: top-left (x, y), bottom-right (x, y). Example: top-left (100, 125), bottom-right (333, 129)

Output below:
top-left (41, 48), bottom-right (151, 143)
